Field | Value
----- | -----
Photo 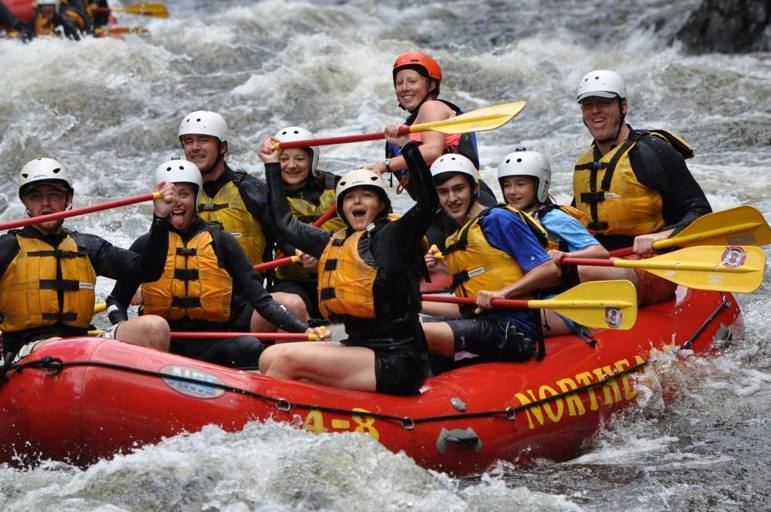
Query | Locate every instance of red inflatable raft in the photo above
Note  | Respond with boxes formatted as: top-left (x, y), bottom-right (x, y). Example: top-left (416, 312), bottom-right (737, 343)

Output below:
top-left (0, 288), bottom-right (741, 475)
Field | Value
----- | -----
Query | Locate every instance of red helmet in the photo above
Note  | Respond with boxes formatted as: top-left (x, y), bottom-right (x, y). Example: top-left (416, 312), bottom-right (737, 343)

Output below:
top-left (392, 51), bottom-right (442, 82)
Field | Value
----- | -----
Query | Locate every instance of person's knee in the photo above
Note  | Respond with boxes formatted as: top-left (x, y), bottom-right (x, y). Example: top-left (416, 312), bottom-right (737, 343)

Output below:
top-left (261, 345), bottom-right (303, 377)
top-left (273, 292), bottom-right (308, 321)
top-left (258, 345), bottom-right (279, 373)
top-left (145, 316), bottom-right (170, 351)
top-left (578, 265), bottom-right (602, 282)
top-left (117, 315), bottom-right (170, 351)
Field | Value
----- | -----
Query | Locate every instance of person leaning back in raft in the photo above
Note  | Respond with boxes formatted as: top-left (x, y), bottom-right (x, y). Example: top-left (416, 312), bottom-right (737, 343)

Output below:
top-left (572, 70), bottom-right (712, 305)
top-left (365, 51), bottom-right (497, 250)
top-left (419, 151), bottom-right (561, 373)
top-left (0, 157), bottom-right (177, 366)
top-left (266, 126), bottom-right (345, 325)
top-left (496, 149), bottom-right (608, 337)
top-left (256, 137), bottom-right (438, 395)
top-left (105, 160), bottom-right (329, 369)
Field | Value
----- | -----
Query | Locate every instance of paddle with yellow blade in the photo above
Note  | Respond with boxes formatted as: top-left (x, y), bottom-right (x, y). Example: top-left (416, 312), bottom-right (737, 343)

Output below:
top-left (422, 280), bottom-right (638, 330)
top-left (275, 101), bottom-right (528, 149)
top-left (609, 205), bottom-right (771, 257)
top-left (563, 245), bottom-right (766, 293)
top-left (93, 2), bottom-right (169, 17)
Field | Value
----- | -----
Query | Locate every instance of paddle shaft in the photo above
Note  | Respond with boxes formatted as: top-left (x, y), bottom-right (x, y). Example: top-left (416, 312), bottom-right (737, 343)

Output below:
top-left (278, 126), bottom-right (409, 149)
top-left (0, 192), bottom-right (160, 231)
top-left (95, 27), bottom-right (148, 36)
top-left (422, 294), bottom-right (530, 310)
top-left (253, 255), bottom-right (297, 273)
top-left (421, 294), bottom-right (629, 311)
top-left (251, 204), bottom-right (337, 272)
top-left (171, 332), bottom-right (316, 341)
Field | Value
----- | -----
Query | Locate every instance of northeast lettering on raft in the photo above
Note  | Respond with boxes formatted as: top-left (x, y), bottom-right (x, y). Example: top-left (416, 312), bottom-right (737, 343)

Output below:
top-left (513, 355), bottom-right (646, 430)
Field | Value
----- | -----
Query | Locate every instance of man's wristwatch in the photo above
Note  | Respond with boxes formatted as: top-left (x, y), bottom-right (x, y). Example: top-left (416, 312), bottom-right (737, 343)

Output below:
top-left (383, 159), bottom-right (392, 173)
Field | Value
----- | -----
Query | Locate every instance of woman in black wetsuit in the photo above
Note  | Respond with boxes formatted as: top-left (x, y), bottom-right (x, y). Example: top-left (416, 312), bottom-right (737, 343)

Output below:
top-left (257, 139), bottom-right (437, 395)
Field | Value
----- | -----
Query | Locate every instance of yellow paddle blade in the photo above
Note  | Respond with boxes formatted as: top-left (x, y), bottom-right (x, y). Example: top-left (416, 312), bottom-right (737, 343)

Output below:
top-left (530, 280), bottom-right (638, 330)
top-left (94, 302), bottom-right (107, 314)
top-left (655, 205), bottom-right (771, 250)
top-left (615, 246), bottom-right (766, 293)
top-left (113, 2), bottom-right (169, 17)
top-left (409, 100), bottom-right (527, 135)
top-left (95, 26), bottom-right (149, 36)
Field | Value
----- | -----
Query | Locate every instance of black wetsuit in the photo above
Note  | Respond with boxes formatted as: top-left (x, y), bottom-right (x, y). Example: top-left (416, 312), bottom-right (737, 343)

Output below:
top-left (0, 215), bottom-right (170, 359)
top-left (107, 218), bottom-right (307, 368)
top-left (266, 141), bottom-right (437, 395)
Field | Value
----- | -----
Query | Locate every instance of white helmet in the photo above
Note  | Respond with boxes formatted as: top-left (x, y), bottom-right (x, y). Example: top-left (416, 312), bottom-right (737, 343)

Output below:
top-left (335, 168), bottom-right (390, 222)
top-left (273, 126), bottom-right (319, 174)
top-left (430, 153), bottom-right (478, 183)
top-left (36, 0), bottom-right (59, 7)
top-left (19, 157), bottom-right (73, 197)
top-left (576, 70), bottom-right (626, 102)
top-left (178, 111), bottom-right (228, 142)
top-left (154, 159), bottom-right (202, 204)
top-left (497, 150), bottom-right (551, 203)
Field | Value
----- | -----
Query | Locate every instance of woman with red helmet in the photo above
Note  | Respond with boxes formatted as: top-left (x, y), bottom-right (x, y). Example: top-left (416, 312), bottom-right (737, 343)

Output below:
top-left (367, 50), bottom-right (495, 250)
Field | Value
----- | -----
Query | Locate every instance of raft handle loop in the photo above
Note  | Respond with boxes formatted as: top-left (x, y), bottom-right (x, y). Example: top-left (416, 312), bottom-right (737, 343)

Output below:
top-left (401, 417), bottom-right (415, 430)
top-left (12, 356), bottom-right (65, 376)
top-left (275, 398), bottom-right (292, 412)
top-left (43, 357), bottom-right (64, 376)
top-left (505, 407), bottom-right (516, 421)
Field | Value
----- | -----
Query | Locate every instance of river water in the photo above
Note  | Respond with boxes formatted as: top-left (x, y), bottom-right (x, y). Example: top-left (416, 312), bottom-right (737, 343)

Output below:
top-left (0, 0), bottom-right (769, 510)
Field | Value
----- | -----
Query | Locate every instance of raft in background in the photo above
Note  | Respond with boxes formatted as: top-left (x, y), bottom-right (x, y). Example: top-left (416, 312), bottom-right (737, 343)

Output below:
top-left (0, 288), bottom-right (741, 476)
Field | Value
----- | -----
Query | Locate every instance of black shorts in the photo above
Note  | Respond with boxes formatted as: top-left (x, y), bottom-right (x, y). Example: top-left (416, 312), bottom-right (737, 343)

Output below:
top-left (445, 315), bottom-right (536, 362)
top-left (341, 334), bottom-right (428, 396)
top-left (171, 335), bottom-right (265, 368)
top-left (373, 339), bottom-right (428, 395)
top-left (269, 279), bottom-right (321, 319)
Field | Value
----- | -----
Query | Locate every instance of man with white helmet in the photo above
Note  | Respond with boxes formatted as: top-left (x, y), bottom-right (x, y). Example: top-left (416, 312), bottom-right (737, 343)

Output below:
top-left (106, 160), bottom-right (328, 368)
top-left (178, 110), bottom-right (275, 265)
top-left (0, 157), bottom-right (177, 365)
top-left (497, 149), bottom-right (607, 336)
top-left (421, 153), bottom-right (560, 368)
top-left (177, 110), bottom-right (302, 330)
top-left (255, 139), bottom-right (437, 395)
top-left (268, 126), bottom-right (345, 323)
top-left (573, 70), bottom-right (711, 304)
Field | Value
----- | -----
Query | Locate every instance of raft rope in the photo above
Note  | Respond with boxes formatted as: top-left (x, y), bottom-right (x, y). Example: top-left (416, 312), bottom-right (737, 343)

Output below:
top-left (2, 294), bottom-right (730, 430)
